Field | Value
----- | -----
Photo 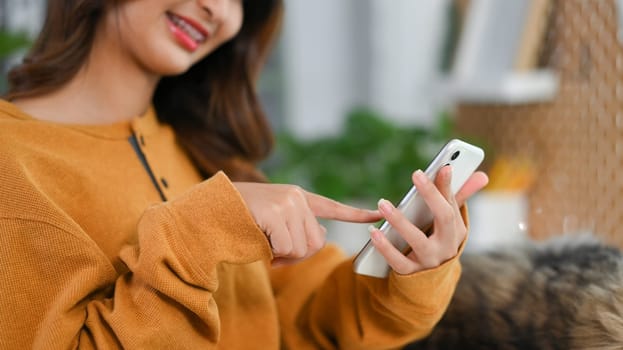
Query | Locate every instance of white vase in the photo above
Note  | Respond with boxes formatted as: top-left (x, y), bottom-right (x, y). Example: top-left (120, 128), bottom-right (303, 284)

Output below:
top-left (465, 191), bottom-right (529, 252)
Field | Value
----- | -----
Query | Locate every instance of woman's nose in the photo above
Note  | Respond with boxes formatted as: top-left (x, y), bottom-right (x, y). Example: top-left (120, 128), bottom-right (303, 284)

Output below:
top-left (196, 0), bottom-right (229, 22)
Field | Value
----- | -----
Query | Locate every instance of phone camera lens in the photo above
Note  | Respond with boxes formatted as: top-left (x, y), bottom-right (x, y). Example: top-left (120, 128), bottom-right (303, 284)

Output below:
top-left (451, 151), bottom-right (460, 160)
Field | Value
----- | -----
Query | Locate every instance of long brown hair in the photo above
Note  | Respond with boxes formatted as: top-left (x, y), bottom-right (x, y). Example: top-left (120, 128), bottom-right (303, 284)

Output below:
top-left (6, 0), bottom-right (283, 182)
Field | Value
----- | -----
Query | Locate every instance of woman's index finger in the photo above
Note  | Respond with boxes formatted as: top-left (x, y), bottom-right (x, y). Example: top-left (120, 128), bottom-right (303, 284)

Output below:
top-left (304, 192), bottom-right (382, 223)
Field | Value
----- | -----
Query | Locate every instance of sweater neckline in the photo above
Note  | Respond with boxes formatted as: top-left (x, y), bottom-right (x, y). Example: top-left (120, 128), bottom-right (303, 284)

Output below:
top-left (0, 99), bottom-right (160, 140)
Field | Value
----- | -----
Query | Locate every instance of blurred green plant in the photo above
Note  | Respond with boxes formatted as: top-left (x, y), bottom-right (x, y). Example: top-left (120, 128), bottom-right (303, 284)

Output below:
top-left (0, 30), bottom-right (31, 93)
top-left (0, 31), bottom-right (31, 58)
top-left (265, 108), bottom-right (458, 206)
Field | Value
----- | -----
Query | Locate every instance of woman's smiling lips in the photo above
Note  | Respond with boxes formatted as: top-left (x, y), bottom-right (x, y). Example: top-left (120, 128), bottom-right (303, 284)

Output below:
top-left (165, 11), bottom-right (210, 52)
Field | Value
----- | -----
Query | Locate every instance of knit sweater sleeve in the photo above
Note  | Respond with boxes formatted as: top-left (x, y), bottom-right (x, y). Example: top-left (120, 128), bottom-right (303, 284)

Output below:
top-left (0, 172), bottom-right (271, 349)
top-left (271, 206), bottom-right (469, 350)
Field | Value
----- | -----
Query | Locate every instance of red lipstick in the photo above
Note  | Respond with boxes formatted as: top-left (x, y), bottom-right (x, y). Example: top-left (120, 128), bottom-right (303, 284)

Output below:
top-left (165, 12), bottom-right (210, 52)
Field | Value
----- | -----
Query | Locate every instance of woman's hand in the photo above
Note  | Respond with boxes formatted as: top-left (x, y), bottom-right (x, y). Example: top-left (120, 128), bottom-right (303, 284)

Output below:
top-left (234, 183), bottom-right (383, 266)
top-left (369, 167), bottom-right (489, 274)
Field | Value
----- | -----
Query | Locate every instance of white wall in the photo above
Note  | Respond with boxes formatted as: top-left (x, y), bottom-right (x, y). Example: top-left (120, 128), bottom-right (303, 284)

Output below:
top-left (3, 0), bottom-right (45, 35)
top-left (281, 0), bottom-right (360, 139)
top-left (281, 0), bottom-right (451, 139)
top-left (368, 0), bottom-right (451, 127)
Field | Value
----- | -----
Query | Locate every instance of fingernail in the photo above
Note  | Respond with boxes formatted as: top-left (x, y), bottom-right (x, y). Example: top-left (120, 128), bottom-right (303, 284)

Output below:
top-left (377, 198), bottom-right (392, 213)
top-left (367, 224), bottom-right (376, 233)
top-left (371, 229), bottom-right (382, 242)
top-left (446, 166), bottom-right (453, 186)
top-left (415, 169), bottom-right (426, 182)
top-left (445, 165), bottom-right (452, 176)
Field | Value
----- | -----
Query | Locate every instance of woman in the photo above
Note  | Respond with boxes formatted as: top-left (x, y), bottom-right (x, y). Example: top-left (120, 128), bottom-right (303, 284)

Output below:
top-left (0, 0), bottom-right (488, 348)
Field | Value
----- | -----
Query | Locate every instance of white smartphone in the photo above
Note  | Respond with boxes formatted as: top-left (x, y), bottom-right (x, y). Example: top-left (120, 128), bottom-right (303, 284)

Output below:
top-left (353, 139), bottom-right (485, 278)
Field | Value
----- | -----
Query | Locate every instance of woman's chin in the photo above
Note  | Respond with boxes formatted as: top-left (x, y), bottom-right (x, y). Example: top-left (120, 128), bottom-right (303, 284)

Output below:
top-left (163, 66), bottom-right (192, 77)
top-left (154, 61), bottom-right (194, 77)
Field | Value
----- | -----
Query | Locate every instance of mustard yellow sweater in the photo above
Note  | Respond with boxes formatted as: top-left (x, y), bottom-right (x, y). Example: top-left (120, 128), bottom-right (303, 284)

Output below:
top-left (0, 99), bottom-right (465, 349)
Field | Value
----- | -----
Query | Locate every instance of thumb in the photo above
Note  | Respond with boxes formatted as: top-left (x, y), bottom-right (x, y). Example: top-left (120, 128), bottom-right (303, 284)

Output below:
top-left (455, 171), bottom-right (489, 207)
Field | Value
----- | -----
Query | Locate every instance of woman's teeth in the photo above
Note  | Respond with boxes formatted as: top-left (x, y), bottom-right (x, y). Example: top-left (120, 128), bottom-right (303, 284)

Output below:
top-left (168, 14), bottom-right (206, 44)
